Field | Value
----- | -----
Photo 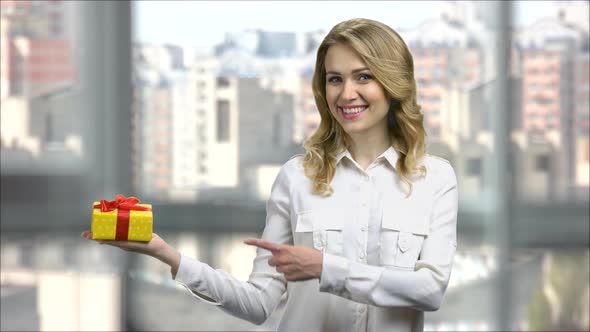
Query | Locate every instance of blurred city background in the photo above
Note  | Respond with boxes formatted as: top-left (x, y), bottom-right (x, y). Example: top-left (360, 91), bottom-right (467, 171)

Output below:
top-left (1, 0), bottom-right (588, 331)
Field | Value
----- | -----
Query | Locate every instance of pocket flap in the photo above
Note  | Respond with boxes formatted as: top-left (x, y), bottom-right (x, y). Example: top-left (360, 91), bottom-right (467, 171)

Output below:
top-left (295, 209), bottom-right (347, 232)
top-left (397, 231), bottom-right (412, 252)
top-left (381, 201), bottom-right (430, 236)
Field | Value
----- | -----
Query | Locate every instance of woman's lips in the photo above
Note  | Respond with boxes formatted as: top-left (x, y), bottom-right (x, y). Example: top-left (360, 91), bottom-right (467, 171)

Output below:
top-left (338, 105), bottom-right (368, 120)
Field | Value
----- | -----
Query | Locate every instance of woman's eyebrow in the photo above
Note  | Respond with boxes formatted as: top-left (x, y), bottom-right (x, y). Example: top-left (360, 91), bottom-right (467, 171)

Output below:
top-left (326, 67), bottom-right (370, 75)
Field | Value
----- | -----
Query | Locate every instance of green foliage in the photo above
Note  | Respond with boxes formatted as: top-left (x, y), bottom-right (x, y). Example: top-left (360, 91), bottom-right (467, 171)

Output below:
top-left (527, 250), bottom-right (590, 331)
top-left (527, 289), bottom-right (551, 330)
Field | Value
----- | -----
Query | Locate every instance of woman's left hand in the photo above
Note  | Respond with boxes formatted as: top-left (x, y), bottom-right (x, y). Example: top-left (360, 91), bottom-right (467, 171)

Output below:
top-left (244, 239), bottom-right (323, 282)
top-left (81, 231), bottom-right (181, 277)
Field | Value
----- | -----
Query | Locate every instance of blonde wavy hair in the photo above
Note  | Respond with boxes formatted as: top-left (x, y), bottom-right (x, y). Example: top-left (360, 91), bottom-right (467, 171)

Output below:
top-left (303, 18), bottom-right (427, 197)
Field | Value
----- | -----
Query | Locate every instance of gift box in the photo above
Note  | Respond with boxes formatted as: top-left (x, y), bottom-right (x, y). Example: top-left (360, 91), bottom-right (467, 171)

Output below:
top-left (91, 194), bottom-right (153, 242)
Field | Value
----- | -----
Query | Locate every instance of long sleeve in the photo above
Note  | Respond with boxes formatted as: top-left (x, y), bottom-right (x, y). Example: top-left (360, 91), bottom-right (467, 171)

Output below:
top-left (319, 162), bottom-right (458, 311)
top-left (174, 165), bottom-right (293, 325)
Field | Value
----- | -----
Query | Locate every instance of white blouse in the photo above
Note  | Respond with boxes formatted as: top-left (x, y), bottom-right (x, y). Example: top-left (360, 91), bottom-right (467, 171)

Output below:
top-left (174, 147), bottom-right (458, 332)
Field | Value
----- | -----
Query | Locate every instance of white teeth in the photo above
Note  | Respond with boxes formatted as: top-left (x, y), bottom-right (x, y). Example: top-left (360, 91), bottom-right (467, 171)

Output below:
top-left (341, 106), bottom-right (367, 114)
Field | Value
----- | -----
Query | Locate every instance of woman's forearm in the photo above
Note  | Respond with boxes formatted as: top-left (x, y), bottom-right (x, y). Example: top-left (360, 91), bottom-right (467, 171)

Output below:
top-left (155, 245), bottom-right (181, 278)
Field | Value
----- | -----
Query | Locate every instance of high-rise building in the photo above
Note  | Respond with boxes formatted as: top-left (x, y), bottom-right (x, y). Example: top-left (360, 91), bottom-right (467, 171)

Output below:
top-left (1, 37), bottom-right (74, 97)
top-left (1, 0), bottom-right (78, 163)
top-left (170, 71), bottom-right (197, 200)
top-left (194, 58), bottom-right (240, 191)
top-left (133, 48), bottom-right (301, 201)
top-left (574, 51), bottom-right (589, 138)
top-left (443, 79), bottom-right (493, 145)
top-left (573, 50), bottom-right (589, 193)
top-left (0, 0), bottom-right (75, 98)
top-left (0, 97), bottom-right (39, 155)
top-left (401, 17), bottom-right (484, 140)
top-left (514, 13), bottom-right (589, 198)
top-left (133, 65), bottom-right (175, 198)
top-left (511, 130), bottom-right (569, 201)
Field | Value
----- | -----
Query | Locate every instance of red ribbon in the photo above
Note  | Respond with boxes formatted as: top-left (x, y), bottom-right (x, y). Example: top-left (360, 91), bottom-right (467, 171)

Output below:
top-left (93, 194), bottom-right (152, 241)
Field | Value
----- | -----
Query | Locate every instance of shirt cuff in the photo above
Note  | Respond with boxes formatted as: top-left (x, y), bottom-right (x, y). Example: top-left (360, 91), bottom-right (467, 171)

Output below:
top-left (173, 254), bottom-right (221, 305)
top-left (319, 253), bottom-right (349, 295)
top-left (173, 254), bottom-right (200, 283)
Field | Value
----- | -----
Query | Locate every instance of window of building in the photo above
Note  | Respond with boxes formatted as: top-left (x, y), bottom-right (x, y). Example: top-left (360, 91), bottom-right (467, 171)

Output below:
top-left (273, 111), bottom-right (281, 146)
top-left (216, 100), bottom-right (230, 142)
top-left (535, 154), bottom-right (550, 171)
top-left (198, 150), bottom-right (207, 160)
top-left (467, 157), bottom-right (482, 176)
top-left (216, 76), bottom-right (230, 87)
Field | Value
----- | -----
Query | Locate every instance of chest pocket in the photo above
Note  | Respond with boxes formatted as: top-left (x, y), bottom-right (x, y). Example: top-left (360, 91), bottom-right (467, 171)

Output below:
top-left (294, 209), bottom-right (347, 255)
top-left (380, 203), bottom-right (430, 269)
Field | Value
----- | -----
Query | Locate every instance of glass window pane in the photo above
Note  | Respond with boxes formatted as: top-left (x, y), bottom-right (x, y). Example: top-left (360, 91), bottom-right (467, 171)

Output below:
top-left (512, 0), bottom-right (590, 204)
top-left (130, 1), bottom-right (509, 331)
top-left (1, 2), bottom-right (135, 331)
top-left (216, 100), bottom-right (230, 142)
top-left (1, 0), bottom-right (85, 175)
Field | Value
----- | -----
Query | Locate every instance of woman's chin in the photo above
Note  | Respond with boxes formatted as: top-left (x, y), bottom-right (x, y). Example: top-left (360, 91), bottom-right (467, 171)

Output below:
top-left (340, 124), bottom-right (366, 136)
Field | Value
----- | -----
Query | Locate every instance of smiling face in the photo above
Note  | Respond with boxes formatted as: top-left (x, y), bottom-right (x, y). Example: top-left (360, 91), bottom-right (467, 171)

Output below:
top-left (324, 43), bottom-right (390, 141)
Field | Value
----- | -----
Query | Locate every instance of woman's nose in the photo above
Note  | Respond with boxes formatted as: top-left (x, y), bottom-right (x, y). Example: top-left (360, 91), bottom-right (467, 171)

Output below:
top-left (340, 81), bottom-right (358, 101)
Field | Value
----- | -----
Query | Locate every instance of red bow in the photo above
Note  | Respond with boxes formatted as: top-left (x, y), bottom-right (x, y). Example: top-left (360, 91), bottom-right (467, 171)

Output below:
top-left (93, 194), bottom-right (152, 212)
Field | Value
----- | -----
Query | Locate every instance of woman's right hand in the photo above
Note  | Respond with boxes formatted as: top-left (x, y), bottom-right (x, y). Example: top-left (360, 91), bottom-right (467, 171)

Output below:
top-left (81, 231), bottom-right (181, 278)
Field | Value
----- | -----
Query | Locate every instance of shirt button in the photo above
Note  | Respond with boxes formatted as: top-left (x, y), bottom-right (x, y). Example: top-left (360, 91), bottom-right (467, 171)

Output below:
top-left (359, 252), bottom-right (365, 259)
top-left (361, 225), bottom-right (367, 232)
top-left (358, 306), bottom-right (366, 313)
top-left (364, 175), bottom-right (370, 182)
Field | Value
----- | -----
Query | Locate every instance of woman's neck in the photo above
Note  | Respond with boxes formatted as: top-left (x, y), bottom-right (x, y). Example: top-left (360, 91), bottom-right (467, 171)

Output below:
top-left (348, 132), bottom-right (391, 170)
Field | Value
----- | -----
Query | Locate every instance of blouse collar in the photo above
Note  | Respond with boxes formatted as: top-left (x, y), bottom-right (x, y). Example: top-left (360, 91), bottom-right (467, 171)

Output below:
top-left (335, 146), bottom-right (399, 170)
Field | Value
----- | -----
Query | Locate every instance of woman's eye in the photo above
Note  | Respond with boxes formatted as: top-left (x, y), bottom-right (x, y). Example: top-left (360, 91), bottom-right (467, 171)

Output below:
top-left (358, 74), bottom-right (372, 81)
top-left (327, 76), bottom-right (341, 83)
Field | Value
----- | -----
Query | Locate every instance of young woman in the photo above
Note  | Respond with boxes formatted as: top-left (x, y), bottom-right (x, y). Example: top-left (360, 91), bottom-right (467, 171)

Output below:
top-left (83, 18), bottom-right (458, 332)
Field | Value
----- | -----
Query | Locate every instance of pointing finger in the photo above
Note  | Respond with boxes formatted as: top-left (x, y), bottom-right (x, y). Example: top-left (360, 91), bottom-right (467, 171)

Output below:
top-left (244, 239), bottom-right (283, 252)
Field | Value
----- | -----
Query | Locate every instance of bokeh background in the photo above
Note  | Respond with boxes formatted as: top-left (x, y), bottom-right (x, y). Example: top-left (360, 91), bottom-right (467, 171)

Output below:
top-left (1, 1), bottom-right (588, 331)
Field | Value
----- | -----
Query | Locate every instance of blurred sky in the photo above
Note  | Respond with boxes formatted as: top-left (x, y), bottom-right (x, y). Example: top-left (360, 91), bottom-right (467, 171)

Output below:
top-left (133, 1), bottom-right (554, 51)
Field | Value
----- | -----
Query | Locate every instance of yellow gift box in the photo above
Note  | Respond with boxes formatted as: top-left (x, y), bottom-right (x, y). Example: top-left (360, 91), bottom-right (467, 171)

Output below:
top-left (91, 194), bottom-right (153, 242)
